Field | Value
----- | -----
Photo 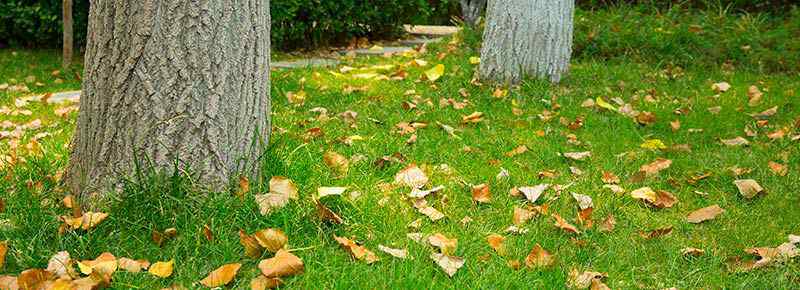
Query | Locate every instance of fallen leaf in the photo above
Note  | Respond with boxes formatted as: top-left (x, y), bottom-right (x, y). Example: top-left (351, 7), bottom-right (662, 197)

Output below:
top-left (768, 161), bottom-right (788, 176)
top-left (734, 179), bottom-right (764, 199)
top-left (553, 213), bottom-right (580, 234)
top-left (200, 263), bottom-right (241, 287)
top-left (317, 187), bottom-right (347, 199)
top-left (118, 257), bottom-right (149, 273)
top-left (0, 275), bottom-right (17, 290)
top-left (314, 199), bottom-right (344, 224)
top-left (571, 193), bottom-right (593, 210)
top-left (61, 212), bottom-right (108, 230)
top-left (640, 139), bottom-right (667, 150)
top-left (486, 234), bottom-right (506, 255)
top-left (601, 171), bottom-right (620, 184)
top-left (652, 190), bottom-right (678, 208)
top-left (712, 81), bottom-right (731, 93)
top-left (468, 57), bottom-right (480, 64)
top-left (682, 247), bottom-right (706, 257)
top-left (237, 176), bottom-right (250, 197)
top-left (428, 233), bottom-right (458, 255)
top-left (686, 204), bottom-right (725, 223)
top-left (413, 199), bottom-right (445, 221)
top-left (525, 244), bottom-right (554, 268)
top-left (567, 269), bottom-right (607, 289)
top-left (461, 111), bottom-right (484, 124)
top-left (599, 214), bottom-right (616, 232)
top-left (747, 85), bottom-right (763, 106)
top-left (409, 185), bottom-right (445, 199)
top-left (742, 242), bottom-right (798, 270)
top-left (424, 64), bottom-right (445, 82)
top-left (378, 245), bottom-right (409, 259)
top-left (395, 164), bottom-right (429, 189)
top-left (78, 252), bottom-right (117, 276)
top-left (721, 137), bottom-right (750, 146)
top-left (0, 241), bottom-right (6, 269)
top-left (513, 206), bottom-right (537, 225)
top-left (254, 228), bottom-right (288, 253)
top-left (323, 151), bottom-right (349, 176)
top-left (518, 184), bottom-right (549, 203)
top-left (269, 176), bottom-right (298, 200)
top-left (638, 158), bottom-right (672, 178)
top-left (505, 145), bottom-right (528, 157)
top-left (17, 269), bottom-right (53, 290)
top-left (430, 253), bottom-right (464, 277)
top-left (639, 226), bottom-right (673, 239)
top-left (334, 236), bottom-right (379, 264)
top-left (630, 187), bottom-right (657, 204)
top-left (472, 184), bottom-right (491, 203)
top-left (47, 251), bottom-right (73, 277)
top-left (148, 260), bottom-right (174, 278)
top-left (250, 276), bottom-right (283, 290)
top-left (563, 151), bottom-right (591, 161)
top-left (239, 230), bottom-right (264, 258)
top-left (595, 97), bottom-right (617, 111)
top-left (258, 250), bottom-right (304, 278)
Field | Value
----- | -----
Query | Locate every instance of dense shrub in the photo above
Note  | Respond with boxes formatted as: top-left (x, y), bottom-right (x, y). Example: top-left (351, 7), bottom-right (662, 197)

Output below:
top-left (0, 0), bottom-right (458, 49)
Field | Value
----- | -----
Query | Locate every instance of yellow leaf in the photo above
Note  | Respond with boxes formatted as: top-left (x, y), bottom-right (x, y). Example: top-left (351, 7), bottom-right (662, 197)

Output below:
top-left (468, 57), bottom-right (480, 64)
top-left (148, 260), bottom-right (174, 278)
top-left (595, 97), bottom-right (617, 111)
top-left (640, 139), bottom-right (667, 150)
top-left (369, 45), bottom-right (383, 51)
top-left (200, 263), bottom-right (241, 287)
top-left (424, 64), bottom-right (445, 82)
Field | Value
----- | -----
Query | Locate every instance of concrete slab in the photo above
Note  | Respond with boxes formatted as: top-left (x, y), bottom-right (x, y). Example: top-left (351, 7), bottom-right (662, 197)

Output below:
top-left (272, 58), bottom-right (340, 69)
top-left (403, 25), bottom-right (461, 36)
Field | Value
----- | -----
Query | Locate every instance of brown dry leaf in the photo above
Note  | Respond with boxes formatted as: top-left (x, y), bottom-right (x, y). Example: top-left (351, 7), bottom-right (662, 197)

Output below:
top-left (670, 120), bottom-right (681, 131)
top-left (17, 269), bottom-right (52, 290)
top-left (636, 111), bottom-right (657, 126)
top-left (590, 278), bottom-right (612, 290)
top-left (748, 85), bottom-right (763, 106)
top-left (742, 242), bottom-right (799, 270)
top-left (251, 276), bottom-right (283, 290)
top-left (472, 184), bottom-right (491, 203)
top-left (571, 193), bottom-right (593, 210)
top-left (395, 164), bottom-right (429, 189)
top-left (314, 199), bottom-right (343, 224)
top-left (428, 233), bottom-right (458, 255)
top-left (323, 151), bottom-right (349, 176)
top-left (599, 214), bottom-right (616, 232)
top-left (721, 137), bottom-right (750, 146)
top-left (334, 236), bottom-right (379, 264)
top-left (413, 199), bottom-right (445, 222)
top-left (118, 257), bottom-right (149, 273)
top-left (630, 187), bottom-right (657, 204)
top-left (638, 158), bottom-right (672, 178)
top-left (768, 161), bottom-right (788, 176)
top-left (258, 249), bottom-right (304, 278)
top-left (525, 244), bottom-right (554, 268)
top-left (269, 176), bottom-right (298, 200)
top-left (563, 151), bottom-right (591, 161)
top-left (518, 184), bottom-right (549, 203)
top-left (378, 245), bottom-right (409, 259)
top-left (505, 145), bottom-right (528, 157)
top-left (47, 251), bottom-right (75, 277)
top-left (461, 111), bottom-right (484, 124)
top-left (512, 206), bottom-right (537, 226)
top-left (316, 187), bottom-right (347, 199)
top-left (61, 212), bottom-right (109, 230)
top-left (430, 253), bottom-right (464, 277)
top-left (148, 260), bottom-right (174, 278)
top-left (202, 224), bottom-right (214, 241)
top-left (734, 179), bottom-right (764, 199)
top-left (78, 252), bottom-right (117, 276)
top-left (751, 106), bottom-right (778, 119)
top-left (486, 234), bottom-right (506, 255)
top-left (652, 190), bottom-right (678, 208)
top-left (0, 276), bottom-right (16, 290)
top-left (682, 247), bottom-right (706, 257)
top-left (686, 204), bottom-right (725, 223)
top-left (200, 263), bottom-right (242, 287)
top-left (254, 228), bottom-right (288, 253)
top-left (567, 269), bottom-right (607, 289)
top-left (553, 213), bottom-right (580, 234)
top-left (240, 230), bottom-right (264, 258)
top-left (639, 226), bottom-right (673, 239)
top-left (712, 81), bottom-right (731, 93)
top-left (0, 241), bottom-right (6, 269)
top-left (601, 171), bottom-right (619, 184)
top-left (237, 176), bottom-right (250, 198)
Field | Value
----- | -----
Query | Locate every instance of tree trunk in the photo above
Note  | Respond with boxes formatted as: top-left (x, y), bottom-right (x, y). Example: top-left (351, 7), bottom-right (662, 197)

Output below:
top-left (66, 1), bottom-right (271, 204)
top-left (62, 0), bottom-right (73, 69)
top-left (460, 0), bottom-right (486, 27)
top-left (479, 0), bottom-right (574, 84)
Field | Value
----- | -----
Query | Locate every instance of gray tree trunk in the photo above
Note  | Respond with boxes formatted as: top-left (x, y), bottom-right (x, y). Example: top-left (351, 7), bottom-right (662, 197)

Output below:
top-left (62, 0), bottom-right (73, 69)
top-left (460, 0), bottom-right (486, 27)
top-left (66, 1), bottom-right (271, 204)
top-left (479, 0), bottom-right (574, 84)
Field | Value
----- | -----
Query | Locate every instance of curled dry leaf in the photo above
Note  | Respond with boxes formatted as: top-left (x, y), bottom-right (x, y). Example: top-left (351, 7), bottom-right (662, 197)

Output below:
top-left (742, 242), bottom-right (798, 270)
top-left (567, 269), bottom-right (607, 289)
top-left (378, 245), bottom-right (409, 259)
top-left (323, 151), bottom-right (350, 176)
top-left (638, 190), bottom-right (679, 209)
top-left (637, 158), bottom-right (672, 179)
top-left (525, 244), bottom-right (554, 268)
top-left (734, 179), bottom-right (764, 199)
top-left (78, 252), bottom-right (118, 276)
top-left (505, 145), bottom-right (528, 157)
top-left (472, 184), bottom-right (491, 203)
top-left (428, 233), bottom-right (458, 255)
top-left (563, 151), bottom-right (591, 161)
top-left (630, 187), bottom-right (657, 204)
top-left (314, 199), bottom-right (344, 224)
top-left (601, 171), bottom-right (619, 184)
top-left (599, 214), bottom-right (616, 232)
top-left (240, 230), bottom-right (264, 258)
top-left (253, 176), bottom-right (298, 215)
top-left (721, 137), bottom-right (750, 146)
top-left (712, 81), bottom-right (731, 93)
top-left (518, 184), bottom-right (549, 203)
top-left (118, 257), bottom-right (150, 273)
top-left (461, 111), bottom-right (484, 124)
top-left (409, 185), bottom-right (444, 199)
top-left (639, 226), bottom-right (673, 239)
top-left (395, 164), bottom-right (428, 189)
top-left (200, 263), bottom-right (242, 287)
top-left (686, 204), bottom-right (724, 223)
top-left (513, 206), bottom-right (537, 226)
top-left (251, 276), bottom-right (283, 290)
top-left (571, 193), bottom-right (593, 210)
top-left (47, 251), bottom-right (73, 277)
top-left (424, 64), bottom-right (445, 82)
top-left (768, 161), bottom-right (788, 176)
top-left (553, 213), bottom-right (580, 234)
top-left (430, 253), bottom-right (464, 278)
top-left (17, 269), bottom-right (53, 290)
top-left (413, 199), bottom-right (445, 222)
top-left (486, 234), bottom-right (506, 255)
top-left (317, 187), bottom-right (347, 199)
top-left (148, 260), bottom-right (174, 278)
top-left (682, 247), bottom-right (706, 257)
top-left (258, 249), bottom-right (304, 278)
top-left (61, 212), bottom-right (109, 230)
top-left (334, 236), bottom-right (379, 264)
top-left (254, 228), bottom-right (288, 253)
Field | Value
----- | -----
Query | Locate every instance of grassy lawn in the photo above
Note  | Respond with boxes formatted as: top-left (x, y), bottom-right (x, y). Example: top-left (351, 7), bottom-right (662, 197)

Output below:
top-left (2, 7), bottom-right (800, 290)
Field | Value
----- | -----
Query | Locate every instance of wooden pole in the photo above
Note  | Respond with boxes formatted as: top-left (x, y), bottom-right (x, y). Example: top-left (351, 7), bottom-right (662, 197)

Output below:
top-left (62, 0), bottom-right (73, 69)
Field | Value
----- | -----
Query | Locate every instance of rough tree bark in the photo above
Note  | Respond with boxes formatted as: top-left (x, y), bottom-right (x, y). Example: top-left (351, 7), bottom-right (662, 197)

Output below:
top-left (62, 0), bottom-right (73, 69)
top-left (66, 1), bottom-right (271, 204)
top-left (479, 0), bottom-right (574, 84)
top-left (460, 0), bottom-right (486, 27)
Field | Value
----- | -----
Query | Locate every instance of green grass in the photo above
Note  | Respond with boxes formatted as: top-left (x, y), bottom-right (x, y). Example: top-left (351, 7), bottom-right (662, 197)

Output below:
top-left (2, 9), bottom-right (800, 290)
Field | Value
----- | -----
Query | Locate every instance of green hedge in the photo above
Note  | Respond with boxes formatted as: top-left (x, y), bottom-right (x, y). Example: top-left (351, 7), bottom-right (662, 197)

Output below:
top-left (0, 0), bottom-right (458, 49)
